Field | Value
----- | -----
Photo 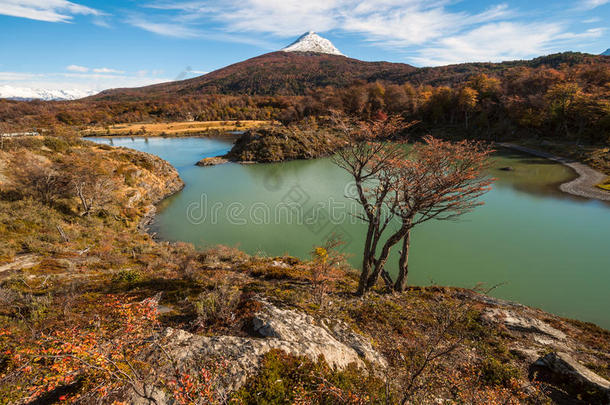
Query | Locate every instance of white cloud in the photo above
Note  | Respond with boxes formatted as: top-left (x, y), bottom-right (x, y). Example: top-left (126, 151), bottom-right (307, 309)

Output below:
top-left (0, 0), bottom-right (101, 23)
top-left (410, 22), bottom-right (604, 66)
top-left (343, 4), bottom-right (511, 47)
top-left (580, 0), bottom-right (609, 9)
top-left (128, 17), bottom-right (200, 38)
top-left (138, 1), bottom-right (604, 65)
top-left (93, 67), bottom-right (125, 74)
top-left (66, 66), bottom-right (126, 74)
top-left (0, 72), bottom-right (42, 81)
top-left (145, 0), bottom-right (510, 41)
top-left (66, 64), bottom-right (89, 72)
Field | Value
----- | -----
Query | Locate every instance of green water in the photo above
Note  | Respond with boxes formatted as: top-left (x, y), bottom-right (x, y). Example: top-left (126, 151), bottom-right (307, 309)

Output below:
top-left (88, 136), bottom-right (610, 328)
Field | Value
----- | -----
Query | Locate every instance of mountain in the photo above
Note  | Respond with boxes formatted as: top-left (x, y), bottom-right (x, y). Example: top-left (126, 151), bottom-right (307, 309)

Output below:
top-left (602, 49), bottom-right (610, 56)
top-left (87, 32), bottom-right (418, 100)
top-left (0, 85), bottom-right (95, 101)
top-left (91, 52), bottom-right (417, 100)
top-left (281, 31), bottom-right (344, 56)
top-left (88, 28), bottom-right (606, 101)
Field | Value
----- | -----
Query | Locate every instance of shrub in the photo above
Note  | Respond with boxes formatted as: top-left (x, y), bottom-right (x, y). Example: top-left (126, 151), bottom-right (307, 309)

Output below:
top-left (12, 152), bottom-right (71, 206)
top-left (480, 357), bottom-right (520, 387)
top-left (42, 136), bottom-right (70, 153)
top-left (192, 285), bottom-right (240, 328)
top-left (1, 297), bottom-right (161, 404)
top-left (309, 239), bottom-right (347, 307)
top-left (233, 350), bottom-right (378, 404)
top-left (112, 269), bottom-right (142, 285)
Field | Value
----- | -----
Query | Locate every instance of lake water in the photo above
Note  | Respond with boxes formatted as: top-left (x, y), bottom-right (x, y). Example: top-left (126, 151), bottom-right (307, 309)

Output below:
top-left (88, 136), bottom-right (610, 328)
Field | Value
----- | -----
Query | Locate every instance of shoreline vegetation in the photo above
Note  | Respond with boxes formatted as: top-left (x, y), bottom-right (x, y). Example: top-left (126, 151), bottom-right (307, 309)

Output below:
top-left (1, 135), bottom-right (609, 403)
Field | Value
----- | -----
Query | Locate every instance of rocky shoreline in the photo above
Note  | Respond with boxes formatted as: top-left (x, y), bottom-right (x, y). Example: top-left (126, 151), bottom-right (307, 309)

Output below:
top-left (498, 142), bottom-right (610, 202)
top-left (130, 150), bottom-right (185, 234)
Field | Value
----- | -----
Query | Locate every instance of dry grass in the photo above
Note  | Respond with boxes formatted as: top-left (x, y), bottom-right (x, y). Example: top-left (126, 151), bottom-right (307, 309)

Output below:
top-left (81, 120), bottom-right (271, 137)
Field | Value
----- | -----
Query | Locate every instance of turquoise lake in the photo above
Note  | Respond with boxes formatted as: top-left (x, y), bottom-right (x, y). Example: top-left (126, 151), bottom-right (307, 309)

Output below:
top-left (88, 136), bottom-right (610, 328)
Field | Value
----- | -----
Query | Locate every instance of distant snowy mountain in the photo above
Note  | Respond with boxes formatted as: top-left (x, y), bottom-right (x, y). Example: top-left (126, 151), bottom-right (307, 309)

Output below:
top-left (0, 85), bottom-right (96, 101)
top-left (281, 32), bottom-right (344, 56)
top-left (602, 49), bottom-right (610, 56)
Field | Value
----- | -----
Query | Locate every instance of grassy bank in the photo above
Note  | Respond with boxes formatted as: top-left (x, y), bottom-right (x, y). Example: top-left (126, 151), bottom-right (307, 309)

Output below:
top-left (81, 120), bottom-right (272, 137)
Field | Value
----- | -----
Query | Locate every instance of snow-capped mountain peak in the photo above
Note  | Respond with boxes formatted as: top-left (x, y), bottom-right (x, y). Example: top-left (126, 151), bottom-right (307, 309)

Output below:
top-left (0, 85), bottom-right (96, 101)
top-left (602, 48), bottom-right (610, 56)
top-left (281, 31), bottom-right (344, 56)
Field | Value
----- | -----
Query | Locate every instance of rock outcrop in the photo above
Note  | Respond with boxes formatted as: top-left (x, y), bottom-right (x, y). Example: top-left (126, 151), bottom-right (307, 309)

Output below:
top-left (142, 300), bottom-right (385, 401)
top-left (195, 156), bottom-right (229, 166)
top-left (479, 298), bottom-right (610, 403)
top-left (482, 307), bottom-right (567, 342)
top-left (533, 352), bottom-right (610, 402)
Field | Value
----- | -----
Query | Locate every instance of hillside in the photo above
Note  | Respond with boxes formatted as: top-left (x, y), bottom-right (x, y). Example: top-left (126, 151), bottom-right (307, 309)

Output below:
top-left (90, 52), bottom-right (418, 100)
top-left (89, 52), bottom-right (607, 100)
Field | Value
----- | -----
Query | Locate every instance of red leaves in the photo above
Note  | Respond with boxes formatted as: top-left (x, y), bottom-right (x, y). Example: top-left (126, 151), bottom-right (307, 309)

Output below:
top-left (6, 295), bottom-right (161, 404)
top-left (167, 363), bottom-right (224, 405)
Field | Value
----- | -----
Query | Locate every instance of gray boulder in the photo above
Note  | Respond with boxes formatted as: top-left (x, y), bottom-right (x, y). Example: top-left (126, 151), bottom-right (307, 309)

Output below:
top-left (135, 300), bottom-right (386, 403)
top-left (481, 308), bottom-right (567, 341)
top-left (534, 352), bottom-right (610, 402)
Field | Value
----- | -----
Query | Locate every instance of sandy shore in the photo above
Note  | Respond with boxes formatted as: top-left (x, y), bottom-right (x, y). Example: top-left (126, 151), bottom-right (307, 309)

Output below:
top-left (498, 143), bottom-right (610, 202)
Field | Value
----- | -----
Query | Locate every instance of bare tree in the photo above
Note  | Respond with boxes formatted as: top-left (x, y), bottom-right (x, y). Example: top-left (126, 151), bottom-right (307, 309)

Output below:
top-left (332, 114), bottom-right (413, 295)
top-left (61, 155), bottom-right (118, 216)
top-left (12, 153), bottom-right (70, 205)
top-left (387, 136), bottom-right (494, 292)
top-left (333, 115), bottom-right (493, 294)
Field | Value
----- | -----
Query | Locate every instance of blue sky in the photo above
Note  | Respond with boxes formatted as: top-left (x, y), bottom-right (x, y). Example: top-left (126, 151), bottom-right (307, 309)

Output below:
top-left (1, 0), bottom-right (608, 95)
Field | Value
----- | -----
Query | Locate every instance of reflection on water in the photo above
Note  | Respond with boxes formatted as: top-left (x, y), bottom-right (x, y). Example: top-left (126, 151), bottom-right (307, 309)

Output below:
top-left (491, 149), bottom-right (581, 200)
top-left (87, 136), bottom-right (610, 328)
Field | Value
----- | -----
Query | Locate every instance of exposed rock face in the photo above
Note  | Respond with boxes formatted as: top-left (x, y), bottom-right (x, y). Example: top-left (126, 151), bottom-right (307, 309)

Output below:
top-left (119, 149), bottom-right (183, 233)
top-left (195, 156), bottom-right (229, 166)
top-left (482, 308), bottom-right (567, 341)
top-left (477, 297), bottom-right (610, 403)
top-left (323, 318), bottom-right (388, 368)
top-left (251, 300), bottom-right (386, 369)
top-left (133, 150), bottom-right (184, 204)
top-left (533, 352), bottom-right (610, 401)
top-left (143, 300), bottom-right (386, 401)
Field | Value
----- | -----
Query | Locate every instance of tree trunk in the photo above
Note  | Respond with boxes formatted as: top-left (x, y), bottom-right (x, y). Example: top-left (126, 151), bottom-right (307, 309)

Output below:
top-left (76, 183), bottom-right (90, 215)
top-left (394, 228), bottom-right (411, 292)
top-left (367, 226), bottom-right (409, 289)
top-left (355, 176), bottom-right (377, 296)
top-left (357, 225), bottom-right (375, 295)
